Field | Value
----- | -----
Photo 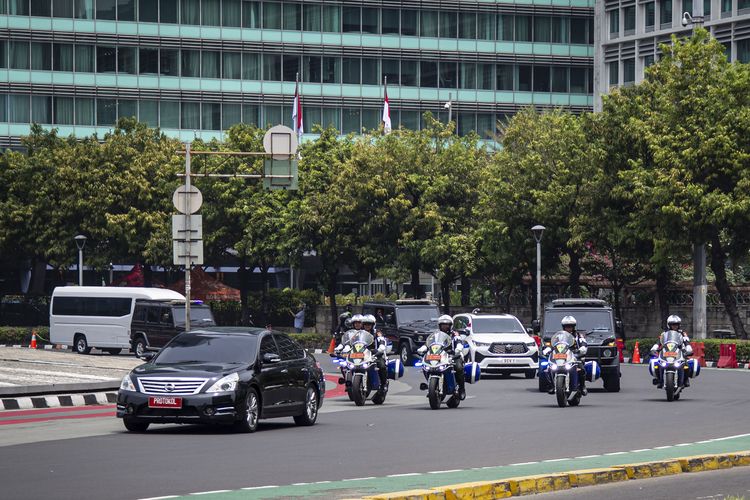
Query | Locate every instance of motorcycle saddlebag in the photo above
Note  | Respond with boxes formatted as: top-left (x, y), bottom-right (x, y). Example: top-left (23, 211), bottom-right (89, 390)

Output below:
top-left (464, 362), bottom-right (481, 384)
top-left (687, 358), bottom-right (700, 378)
top-left (648, 358), bottom-right (658, 377)
top-left (584, 360), bottom-right (601, 382)
top-left (387, 358), bottom-right (404, 380)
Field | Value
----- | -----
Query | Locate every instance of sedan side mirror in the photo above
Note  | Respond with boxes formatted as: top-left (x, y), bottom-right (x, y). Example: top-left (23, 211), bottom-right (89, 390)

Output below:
top-left (526, 327), bottom-right (533, 335)
top-left (141, 352), bottom-right (155, 362)
top-left (531, 320), bottom-right (540, 334)
top-left (262, 353), bottom-right (281, 364)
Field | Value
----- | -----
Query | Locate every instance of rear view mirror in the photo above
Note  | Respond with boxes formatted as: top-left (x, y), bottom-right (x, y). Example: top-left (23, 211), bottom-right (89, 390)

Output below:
top-left (262, 353), bottom-right (281, 364)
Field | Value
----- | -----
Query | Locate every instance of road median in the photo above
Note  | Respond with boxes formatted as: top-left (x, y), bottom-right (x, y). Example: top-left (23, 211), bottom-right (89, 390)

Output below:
top-left (362, 451), bottom-right (750, 500)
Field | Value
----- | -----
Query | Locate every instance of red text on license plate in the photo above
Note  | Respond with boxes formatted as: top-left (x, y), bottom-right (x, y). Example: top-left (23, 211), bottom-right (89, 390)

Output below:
top-left (663, 351), bottom-right (678, 357)
top-left (349, 352), bottom-right (365, 359)
top-left (553, 353), bottom-right (568, 360)
top-left (426, 354), bottom-right (441, 361)
top-left (148, 396), bottom-right (183, 408)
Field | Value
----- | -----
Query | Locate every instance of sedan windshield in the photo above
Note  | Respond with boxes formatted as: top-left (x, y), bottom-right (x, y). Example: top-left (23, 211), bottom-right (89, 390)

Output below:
top-left (544, 311), bottom-right (612, 334)
top-left (397, 306), bottom-right (440, 325)
top-left (471, 318), bottom-right (525, 334)
top-left (173, 307), bottom-right (216, 327)
top-left (154, 334), bottom-right (257, 365)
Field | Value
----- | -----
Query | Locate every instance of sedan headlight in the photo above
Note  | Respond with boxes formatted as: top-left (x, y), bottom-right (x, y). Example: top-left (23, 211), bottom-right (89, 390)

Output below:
top-left (525, 341), bottom-right (537, 347)
top-left (206, 372), bottom-right (239, 393)
top-left (120, 375), bottom-right (136, 392)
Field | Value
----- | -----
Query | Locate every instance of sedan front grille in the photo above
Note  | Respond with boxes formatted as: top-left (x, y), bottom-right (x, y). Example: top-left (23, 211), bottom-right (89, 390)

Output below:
top-left (137, 377), bottom-right (208, 395)
top-left (489, 343), bottom-right (527, 355)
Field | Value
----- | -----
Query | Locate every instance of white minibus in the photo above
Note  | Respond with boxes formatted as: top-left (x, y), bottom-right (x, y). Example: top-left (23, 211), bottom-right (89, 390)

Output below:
top-left (50, 286), bottom-right (186, 355)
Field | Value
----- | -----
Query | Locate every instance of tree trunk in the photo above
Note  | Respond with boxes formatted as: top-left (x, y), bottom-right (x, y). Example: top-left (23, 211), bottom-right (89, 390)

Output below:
top-left (410, 266), bottom-right (422, 298)
top-left (655, 265), bottom-right (670, 330)
top-left (710, 236), bottom-right (748, 339)
top-left (28, 258), bottom-right (47, 295)
top-left (461, 275), bottom-right (471, 306)
top-left (143, 264), bottom-right (153, 288)
top-left (441, 279), bottom-right (452, 314)
top-left (568, 249), bottom-right (581, 298)
top-left (327, 269), bottom-right (339, 335)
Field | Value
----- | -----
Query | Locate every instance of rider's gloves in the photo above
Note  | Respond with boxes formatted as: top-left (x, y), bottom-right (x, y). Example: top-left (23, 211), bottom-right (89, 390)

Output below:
top-left (417, 345), bottom-right (427, 355)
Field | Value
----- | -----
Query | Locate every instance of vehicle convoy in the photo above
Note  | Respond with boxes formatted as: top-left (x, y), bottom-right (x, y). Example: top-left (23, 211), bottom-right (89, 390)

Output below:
top-left (535, 299), bottom-right (622, 393)
top-left (50, 286), bottom-right (186, 355)
top-left (416, 331), bottom-right (480, 409)
top-left (117, 327), bottom-right (325, 433)
top-left (363, 300), bottom-right (440, 366)
top-left (130, 299), bottom-right (216, 358)
top-left (541, 331), bottom-right (600, 408)
top-left (453, 312), bottom-right (538, 378)
top-left (649, 330), bottom-right (700, 401)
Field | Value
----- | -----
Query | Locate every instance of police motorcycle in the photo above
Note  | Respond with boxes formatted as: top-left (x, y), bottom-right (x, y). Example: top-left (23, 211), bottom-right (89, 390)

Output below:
top-left (649, 331), bottom-right (699, 402)
top-left (416, 332), bottom-right (481, 410)
top-left (332, 328), bottom-right (359, 401)
top-left (541, 331), bottom-right (600, 408)
top-left (339, 330), bottom-right (403, 406)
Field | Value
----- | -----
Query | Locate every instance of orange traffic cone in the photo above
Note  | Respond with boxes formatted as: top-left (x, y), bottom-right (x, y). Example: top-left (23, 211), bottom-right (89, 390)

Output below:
top-left (327, 337), bottom-right (336, 354)
top-left (632, 341), bottom-right (641, 364)
top-left (30, 331), bottom-right (37, 349)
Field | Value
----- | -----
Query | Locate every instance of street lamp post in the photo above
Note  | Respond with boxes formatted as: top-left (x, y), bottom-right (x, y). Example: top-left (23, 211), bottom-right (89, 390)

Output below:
top-left (74, 235), bottom-right (87, 286)
top-left (531, 225), bottom-right (546, 322)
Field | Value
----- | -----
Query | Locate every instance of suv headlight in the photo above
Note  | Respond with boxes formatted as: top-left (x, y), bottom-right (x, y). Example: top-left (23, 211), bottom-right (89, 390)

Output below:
top-left (474, 341), bottom-right (490, 347)
top-left (206, 372), bottom-right (239, 393)
top-left (120, 375), bottom-right (136, 392)
top-left (525, 341), bottom-right (537, 347)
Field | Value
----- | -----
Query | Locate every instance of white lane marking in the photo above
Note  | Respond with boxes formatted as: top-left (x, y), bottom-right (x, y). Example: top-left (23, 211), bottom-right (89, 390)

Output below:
top-left (696, 440), bottom-right (713, 444)
top-left (630, 449), bottom-right (650, 453)
top-left (576, 455), bottom-right (601, 459)
top-left (240, 486), bottom-right (278, 491)
top-left (674, 443), bottom-right (692, 447)
top-left (291, 483), bottom-right (310, 486)
top-left (387, 473), bottom-right (421, 478)
top-left (711, 433), bottom-right (750, 441)
top-left (314, 481), bottom-right (332, 484)
top-left (342, 477), bottom-right (375, 481)
top-left (190, 492), bottom-right (230, 496)
top-left (604, 452), bottom-right (627, 456)
top-left (543, 458), bottom-right (570, 463)
top-left (653, 446), bottom-right (672, 450)
top-left (138, 496), bottom-right (179, 500)
top-left (427, 469), bottom-right (463, 474)
top-left (510, 462), bottom-right (539, 466)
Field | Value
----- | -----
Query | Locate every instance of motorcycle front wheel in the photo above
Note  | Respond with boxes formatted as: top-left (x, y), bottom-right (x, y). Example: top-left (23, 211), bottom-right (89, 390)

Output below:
top-left (352, 374), bottom-right (368, 406)
top-left (428, 377), bottom-right (442, 410)
top-left (555, 375), bottom-right (568, 408)
top-left (665, 372), bottom-right (676, 402)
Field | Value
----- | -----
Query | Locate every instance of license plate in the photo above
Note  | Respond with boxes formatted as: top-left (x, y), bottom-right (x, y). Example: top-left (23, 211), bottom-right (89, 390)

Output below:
top-left (148, 396), bottom-right (183, 408)
top-left (663, 351), bottom-right (678, 357)
top-left (425, 354), bottom-right (442, 361)
top-left (349, 352), bottom-right (365, 359)
top-left (497, 358), bottom-right (524, 364)
top-left (553, 353), bottom-right (568, 360)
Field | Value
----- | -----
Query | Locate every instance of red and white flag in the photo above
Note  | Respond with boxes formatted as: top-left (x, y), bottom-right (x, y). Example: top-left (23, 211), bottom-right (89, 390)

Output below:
top-left (382, 84), bottom-right (392, 134)
top-left (292, 77), bottom-right (303, 140)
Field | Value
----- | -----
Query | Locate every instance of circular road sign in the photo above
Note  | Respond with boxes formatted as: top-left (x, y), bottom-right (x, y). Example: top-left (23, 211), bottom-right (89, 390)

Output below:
top-left (172, 184), bottom-right (203, 214)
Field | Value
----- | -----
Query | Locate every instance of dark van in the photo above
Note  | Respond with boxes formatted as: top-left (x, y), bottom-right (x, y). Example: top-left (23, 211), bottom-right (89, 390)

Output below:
top-left (130, 300), bottom-right (216, 357)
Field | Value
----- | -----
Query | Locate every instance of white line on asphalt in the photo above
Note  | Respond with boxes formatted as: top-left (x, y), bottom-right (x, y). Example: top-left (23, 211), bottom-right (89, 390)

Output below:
top-left (190, 491), bottom-right (230, 495)
top-left (542, 458), bottom-right (570, 462)
top-left (711, 433), bottom-right (750, 441)
top-left (696, 440), bottom-right (714, 444)
top-left (427, 470), bottom-right (463, 474)
top-left (313, 481), bottom-right (332, 484)
top-left (291, 483), bottom-right (310, 486)
top-left (510, 462), bottom-right (539, 466)
top-left (342, 477), bottom-right (376, 481)
top-left (387, 473), bottom-right (421, 477)
top-left (604, 452), bottom-right (627, 456)
top-left (653, 446), bottom-right (673, 450)
top-left (630, 449), bottom-right (650, 453)
top-left (575, 455), bottom-right (601, 459)
top-left (138, 496), bottom-right (179, 500)
top-left (674, 443), bottom-right (692, 447)
top-left (240, 486), bottom-right (278, 491)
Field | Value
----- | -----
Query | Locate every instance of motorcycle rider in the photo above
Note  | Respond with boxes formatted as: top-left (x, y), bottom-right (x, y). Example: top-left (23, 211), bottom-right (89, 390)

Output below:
top-left (650, 315), bottom-right (692, 388)
top-left (362, 314), bottom-right (389, 391)
top-left (548, 316), bottom-right (588, 395)
top-left (335, 311), bottom-right (353, 343)
top-left (334, 314), bottom-right (363, 355)
top-left (434, 314), bottom-right (467, 400)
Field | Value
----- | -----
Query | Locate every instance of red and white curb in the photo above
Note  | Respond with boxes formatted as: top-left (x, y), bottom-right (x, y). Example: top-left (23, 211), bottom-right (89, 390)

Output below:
top-left (0, 392), bottom-right (117, 411)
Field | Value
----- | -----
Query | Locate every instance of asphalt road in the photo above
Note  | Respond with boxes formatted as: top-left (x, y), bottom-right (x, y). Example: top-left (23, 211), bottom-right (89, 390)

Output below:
top-left (530, 466), bottom-right (750, 499)
top-left (1, 359), bottom-right (750, 500)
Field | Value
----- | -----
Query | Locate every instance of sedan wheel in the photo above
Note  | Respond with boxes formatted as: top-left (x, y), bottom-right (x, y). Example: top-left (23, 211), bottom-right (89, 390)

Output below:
top-left (294, 386), bottom-right (319, 426)
top-left (234, 389), bottom-right (260, 433)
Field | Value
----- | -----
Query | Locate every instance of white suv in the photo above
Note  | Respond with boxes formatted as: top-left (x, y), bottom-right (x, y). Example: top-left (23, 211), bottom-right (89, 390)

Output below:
top-left (453, 313), bottom-right (538, 378)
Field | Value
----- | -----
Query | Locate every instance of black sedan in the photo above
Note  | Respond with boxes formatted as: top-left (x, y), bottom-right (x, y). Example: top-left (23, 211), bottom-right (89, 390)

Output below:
top-left (117, 327), bottom-right (325, 433)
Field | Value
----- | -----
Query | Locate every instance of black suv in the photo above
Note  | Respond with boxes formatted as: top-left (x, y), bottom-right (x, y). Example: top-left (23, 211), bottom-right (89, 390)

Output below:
top-left (534, 299), bottom-right (622, 392)
top-left (362, 300), bottom-right (440, 366)
top-left (130, 300), bottom-right (216, 357)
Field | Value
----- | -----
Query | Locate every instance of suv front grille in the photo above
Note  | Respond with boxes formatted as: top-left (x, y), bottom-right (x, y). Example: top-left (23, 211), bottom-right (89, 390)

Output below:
top-left (137, 377), bottom-right (208, 395)
top-left (489, 343), bottom-right (527, 355)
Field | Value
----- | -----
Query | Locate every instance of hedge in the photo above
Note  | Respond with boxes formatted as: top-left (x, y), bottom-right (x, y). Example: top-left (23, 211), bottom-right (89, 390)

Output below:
top-left (0, 327), bottom-right (50, 344)
top-left (289, 333), bottom-right (331, 351)
top-left (624, 338), bottom-right (750, 362)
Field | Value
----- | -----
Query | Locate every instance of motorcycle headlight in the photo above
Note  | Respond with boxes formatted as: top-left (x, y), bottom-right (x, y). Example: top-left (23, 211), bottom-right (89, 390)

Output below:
top-left (120, 375), bottom-right (136, 392)
top-left (666, 357), bottom-right (675, 363)
top-left (206, 372), bottom-right (239, 393)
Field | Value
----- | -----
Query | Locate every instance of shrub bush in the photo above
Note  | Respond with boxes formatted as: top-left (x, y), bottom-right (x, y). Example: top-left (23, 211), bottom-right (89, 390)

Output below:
top-left (0, 327), bottom-right (50, 344)
top-left (210, 289), bottom-right (321, 327)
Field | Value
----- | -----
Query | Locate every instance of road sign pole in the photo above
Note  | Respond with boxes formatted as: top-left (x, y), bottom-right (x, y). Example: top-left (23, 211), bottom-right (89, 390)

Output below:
top-left (184, 142), bottom-right (192, 328)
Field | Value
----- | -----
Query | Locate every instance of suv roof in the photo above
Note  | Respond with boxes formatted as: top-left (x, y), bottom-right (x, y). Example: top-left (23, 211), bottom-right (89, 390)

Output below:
top-left (457, 313), bottom-right (518, 319)
top-left (548, 298), bottom-right (610, 308)
top-left (363, 300), bottom-right (437, 307)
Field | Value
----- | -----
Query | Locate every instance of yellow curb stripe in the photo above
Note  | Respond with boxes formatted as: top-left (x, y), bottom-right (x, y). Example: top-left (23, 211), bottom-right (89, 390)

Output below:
top-left (363, 451), bottom-right (750, 500)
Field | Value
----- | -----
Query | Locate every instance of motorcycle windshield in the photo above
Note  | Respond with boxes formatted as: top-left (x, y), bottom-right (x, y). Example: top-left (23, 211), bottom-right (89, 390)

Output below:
top-left (660, 331), bottom-right (683, 346)
top-left (350, 330), bottom-right (375, 346)
top-left (425, 331), bottom-right (451, 348)
top-left (341, 329), bottom-right (359, 345)
top-left (550, 331), bottom-right (575, 347)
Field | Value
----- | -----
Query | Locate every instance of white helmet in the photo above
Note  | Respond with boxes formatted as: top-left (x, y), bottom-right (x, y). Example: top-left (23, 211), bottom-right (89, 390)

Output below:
top-left (667, 315), bottom-right (681, 326)
top-left (438, 315), bottom-right (453, 326)
top-left (561, 316), bottom-right (577, 327)
top-left (362, 314), bottom-right (376, 325)
top-left (352, 314), bottom-right (364, 324)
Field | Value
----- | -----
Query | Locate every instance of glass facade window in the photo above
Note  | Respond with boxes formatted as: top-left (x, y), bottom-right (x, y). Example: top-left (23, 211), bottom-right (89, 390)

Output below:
top-left (54, 96), bottom-right (74, 124)
top-left (342, 107), bottom-right (360, 133)
top-left (534, 16), bottom-right (551, 42)
top-left (140, 48), bottom-right (159, 74)
top-left (740, 0), bottom-right (750, 10)
top-left (139, 0), bottom-right (157, 22)
top-left (342, 6), bottom-right (359, 32)
top-left (517, 65), bottom-right (531, 91)
top-left (282, 54), bottom-right (299, 81)
top-left (53, 43), bottom-right (73, 71)
top-left (722, 0), bottom-right (732, 13)
top-left (704, 0), bottom-right (712, 15)
top-left (75, 44), bottom-right (94, 72)
top-left (222, 102), bottom-right (241, 129)
top-left (516, 16), bottom-right (532, 41)
top-left (498, 14), bottom-right (514, 41)
top-left (76, 97), bottom-right (95, 125)
top-left (303, 3), bottom-right (320, 31)
top-left (382, 59), bottom-right (399, 85)
top-left (31, 42), bottom-right (52, 71)
top-left (552, 66), bottom-right (568, 92)
top-left (161, 101), bottom-right (180, 128)
top-left (624, 6), bottom-right (635, 33)
top-left (10, 0), bottom-right (30, 15)
top-left (160, 48), bottom-right (179, 76)
top-left (182, 49), bottom-right (200, 77)
top-left (9, 94), bottom-right (30, 123)
top-left (477, 63), bottom-right (493, 90)
top-left (264, 54), bottom-right (281, 80)
top-left (440, 11), bottom-right (457, 38)
top-left (53, 0), bottom-right (74, 18)
top-left (552, 17), bottom-right (569, 43)
top-left (322, 57), bottom-right (339, 83)
top-left (118, 0), bottom-right (135, 21)
top-left (118, 99), bottom-right (137, 119)
top-left (683, 0), bottom-right (694, 15)
top-left (242, 0), bottom-right (260, 27)
top-left (497, 64), bottom-right (513, 90)
top-left (10, 41), bottom-right (29, 69)
top-left (623, 59), bottom-right (635, 84)
top-left (282, 2), bottom-right (300, 30)
top-left (382, 8), bottom-right (399, 34)
top-left (202, 102), bottom-right (221, 130)
top-left (322, 4), bottom-right (339, 32)
top-left (243, 52), bottom-right (260, 79)
top-left (181, 101), bottom-right (200, 129)
top-left (202, 51), bottom-right (221, 78)
top-left (181, 0), bottom-right (200, 24)
top-left (361, 58), bottom-right (379, 85)
top-left (361, 7), bottom-right (379, 33)
top-left (96, 0), bottom-right (115, 19)
top-left (533, 66), bottom-right (550, 91)
top-left (201, 0), bottom-right (220, 26)
top-left (264, 105), bottom-right (281, 127)
top-left (243, 104), bottom-right (259, 125)
top-left (74, 0), bottom-right (94, 18)
top-left (223, 52), bottom-right (241, 79)
top-left (570, 66), bottom-right (587, 93)
top-left (118, 46), bottom-right (137, 74)
top-left (643, 54), bottom-right (655, 68)
top-left (439, 61), bottom-right (457, 88)
top-left (263, 1), bottom-right (281, 29)
top-left (459, 12), bottom-right (476, 39)
top-left (420, 61), bottom-right (437, 87)
top-left (421, 11), bottom-right (438, 37)
top-left (478, 12), bottom-right (495, 40)
top-left (161, 0), bottom-right (178, 23)
top-left (570, 17), bottom-right (588, 44)
top-left (737, 39), bottom-right (750, 62)
top-left (459, 63), bottom-right (475, 89)
top-left (97, 46), bottom-right (116, 73)
top-left (97, 98), bottom-right (117, 125)
top-left (31, 0), bottom-right (51, 16)
top-left (139, 100), bottom-right (159, 127)
top-left (402, 9), bottom-right (417, 35)
top-left (402, 60), bottom-right (417, 86)
top-left (302, 56), bottom-right (320, 82)
top-left (608, 61), bottom-right (619, 86)
top-left (645, 2), bottom-right (655, 28)
top-left (660, 0), bottom-right (672, 25)
top-left (32, 95), bottom-right (51, 123)
top-left (343, 58), bottom-right (360, 84)
top-left (609, 9), bottom-right (619, 35)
